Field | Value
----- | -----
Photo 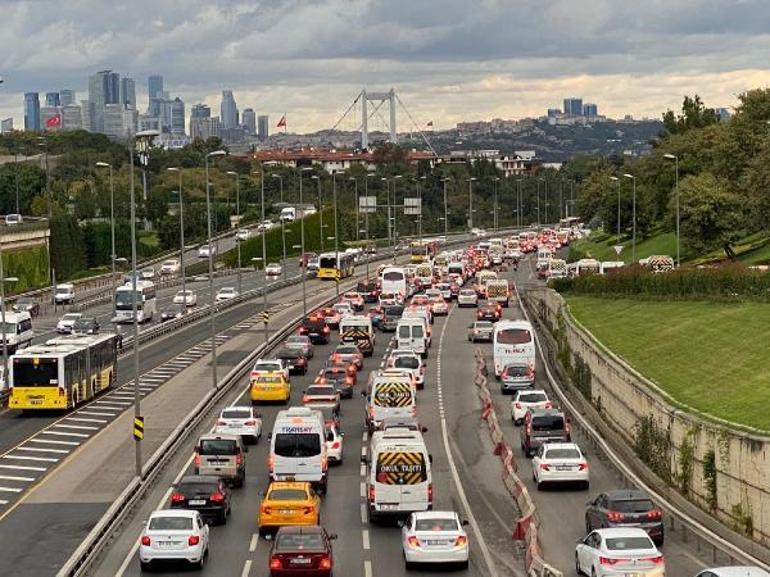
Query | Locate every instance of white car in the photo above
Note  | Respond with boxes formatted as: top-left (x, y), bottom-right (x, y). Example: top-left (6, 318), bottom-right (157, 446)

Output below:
top-left (215, 287), bottom-right (238, 302)
top-left (173, 290), bottom-right (197, 306)
top-left (235, 228), bottom-right (251, 241)
top-left (265, 263), bottom-right (282, 276)
top-left (139, 509), bottom-right (209, 571)
top-left (401, 511), bottom-right (470, 569)
top-left (325, 423), bottom-right (344, 464)
top-left (215, 406), bottom-right (262, 444)
top-left (251, 358), bottom-right (289, 381)
top-left (694, 569), bottom-right (770, 577)
top-left (575, 528), bottom-right (665, 577)
top-left (430, 297), bottom-right (449, 316)
top-left (198, 244), bottom-right (217, 258)
top-left (159, 259), bottom-right (181, 275)
top-left (140, 267), bottom-right (156, 280)
top-left (511, 389), bottom-right (551, 425)
top-left (387, 350), bottom-right (425, 389)
top-left (532, 442), bottom-right (589, 490)
top-left (332, 302), bottom-right (353, 317)
top-left (54, 283), bottom-right (76, 305)
top-left (457, 289), bottom-right (478, 307)
top-left (56, 313), bottom-right (83, 334)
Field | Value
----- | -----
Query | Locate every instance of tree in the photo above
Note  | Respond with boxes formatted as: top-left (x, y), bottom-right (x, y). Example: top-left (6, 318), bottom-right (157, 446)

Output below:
top-left (663, 95), bottom-right (720, 135)
top-left (740, 143), bottom-right (770, 232)
top-left (49, 214), bottom-right (86, 279)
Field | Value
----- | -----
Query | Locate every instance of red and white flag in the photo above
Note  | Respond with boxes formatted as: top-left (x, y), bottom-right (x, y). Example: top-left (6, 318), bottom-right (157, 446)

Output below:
top-left (46, 114), bottom-right (61, 128)
top-left (276, 115), bottom-right (287, 128)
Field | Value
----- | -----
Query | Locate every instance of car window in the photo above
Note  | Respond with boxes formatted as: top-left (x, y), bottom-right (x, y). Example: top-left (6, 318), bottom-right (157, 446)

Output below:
top-left (605, 536), bottom-right (654, 551)
top-left (275, 533), bottom-right (326, 552)
top-left (519, 392), bottom-right (547, 403)
top-left (268, 488), bottom-right (308, 501)
top-left (222, 408), bottom-right (252, 420)
top-left (531, 415), bottom-right (564, 431)
top-left (178, 481), bottom-right (219, 495)
top-left (544, 448), bottom-right (580, 459)
top-left (609, 498), bottom-right (655, 513)
top-left (199, 439), bottom-right (238, 455)
top-left (415, 518), bottom-right (458, 532)
top-left (149, 516), bottom-right (193, 531)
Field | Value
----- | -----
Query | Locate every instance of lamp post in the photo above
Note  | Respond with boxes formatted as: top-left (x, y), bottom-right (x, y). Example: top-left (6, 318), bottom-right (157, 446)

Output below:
top-left (623, 173), bottom-right (637, 263)
top-left (349, 176), bottom-right (359, 241)
top-left (516, 179), bottom-right (523, 228)
top-left (390, 175), bottom-right (402, 260)
top-left (227, 171), bottom-right (243, 293)
top-left (205, 149), bottom-right (227, 392)
top-left (0, 268), bottom-right (19, 391)
top-left (466, 177), bottom-right (477, 231)
top-left (298, 167), bottom-right (314, 314)
top-left (251, 167), bottom-right (269, 342)
top-left (312, 175), bottom-right (323, 252)
top-left (663, 154), bottom-right (680, 267)
top-left (271, 174), bottom-right (287, 278)
top-left (610, 176), bottom-right (621, 246)
top-left (166, 167), bottom-right (187, 313)
top-left (95, 162), bottom-right (117, 310)
top-left (493, 177), bottom-right (500, 231)
top-left (332, 170), bottom-right (343, 298)
top-left (441, 177), bottom-right (451, 237)
top-left (417, 175), bottom-right (426, 240)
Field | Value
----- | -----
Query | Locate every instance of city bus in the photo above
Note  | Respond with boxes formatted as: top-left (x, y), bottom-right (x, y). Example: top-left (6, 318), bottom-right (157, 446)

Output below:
top-left (9, 333), bottom-right (121, 410)
top-left (317, 252), bottom-right (356, 280)
top-left (380, 266), bottom-right (407, 299)
top-left (409, 240), bottom-right (438, 264)
top-left (114, 280), bottom-right (157, 323)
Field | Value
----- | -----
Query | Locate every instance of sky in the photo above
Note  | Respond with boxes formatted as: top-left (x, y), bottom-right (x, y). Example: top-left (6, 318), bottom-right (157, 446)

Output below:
top-left (1, 0), bottom-right (770, 133)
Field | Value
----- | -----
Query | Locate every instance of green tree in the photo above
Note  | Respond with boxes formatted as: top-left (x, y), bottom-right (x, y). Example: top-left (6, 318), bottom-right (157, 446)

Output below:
top-left (663, 95), bottom-right (720, 135)
top-left (49, 214), bottom-right (86, 279)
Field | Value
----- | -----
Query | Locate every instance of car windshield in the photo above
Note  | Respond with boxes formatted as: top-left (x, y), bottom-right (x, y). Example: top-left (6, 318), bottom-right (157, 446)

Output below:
top-left (333, 304), bottom-right (349, 313)
top-left (385, 306), bottom-right (403, 316)
top-left (268, 488), bottom-right (307, 501)
top-left (475, 322), bottom-right (492, 329)
top-left (545, 448), bottom-right (580, 459)
top-left (611, 499), bottom-right (656, 513)
top-left (323, 370), bottom-right (346, 382)
top-left (275, 533), bottom-right (326, 552)
top-left (149, 516), bottom-right (193, 531)
top-left (255, 362), bottom-right (280, 371)
top-left (531, 415), bottom-right (564, 431)
top-left (605, 536), bottom-right (654, 551)
top-left (415, 518), bottom-right (458, 532)
top-left (394, 356), bottom-right (418, 369)
top-left (178, 481), bottom-right (218, 496)
top-left (198, 439), bottom-right (238, 455)
top-left (460, 290), bottom-right (475, 296)
top-left (505, 365), bottom-right (529, 376)
top-left (518, 392), bottom-right (547, 403)
top-left (336, 346), bottom-right (358, 354)
top-left (286, 337), bottom-right (307, 346)
top-left (62, 314), bottom-right (80, 321)
top-left (306, 386), bottom-right (335, 396)
top-left (274, 433), bottom-right (321, 458)
top-left (221, 408), bottom-right (252, 420)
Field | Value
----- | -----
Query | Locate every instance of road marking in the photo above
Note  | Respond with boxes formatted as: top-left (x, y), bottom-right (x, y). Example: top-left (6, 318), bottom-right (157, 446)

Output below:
top-left (29, 438), bottom-right (79, 446)
top-left (241, 559), bottom-right (252, 577)
top-left (0, 500), bottom-right (8, 505)
top-left (10, 448), bottom-right (66, 456)
top-left (39, 430), bottom-right (90, 439)
top-left (362, 529), bottom-right (370, 550)
top-left (360, 481), bottom-right (366, 497)
top-left (67, 417), bottom-right (109, 424)
top-left (359, 464), bottom-right (366, 477)
top-left (249, 533), bottom-right (258, 552)
top-left (52, 424), bottom-right (98, 431)
top-left (360, 446), bottom-right (366, 458)
top-left (364, 560), bottom-right (372, 577)
top-left (362, 431), bottom-right (368, 443)
top-left (78, 411), bottom-right (117, 417)
top-left (0, 474), bottom-right (34, 482)
top-left (360, 503), bottom-right (367, 524)
top-left (0, 464), bottom-right (45, 472)
top-left (0, 487), bottom-right (23, 493)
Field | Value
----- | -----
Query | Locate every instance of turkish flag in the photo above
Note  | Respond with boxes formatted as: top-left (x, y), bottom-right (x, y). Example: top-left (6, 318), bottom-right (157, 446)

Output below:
top-left (46, 114), bottom-right (61, 128)
top-left (276, 115), bottom-right (286, 128)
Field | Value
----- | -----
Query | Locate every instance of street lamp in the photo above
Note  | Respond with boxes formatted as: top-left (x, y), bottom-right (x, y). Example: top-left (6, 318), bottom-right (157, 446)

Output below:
top-left (332, 170), bottom-right (344, 297)
top-left (516, 179), bottom-right (523, 228)
top-left (348, 176), bottom-right (359, 241)
top-left (441, 177), bottom-right (452, 237)
top-left (493, 177), bottom-right (500, 231)
top-left (205, 149), bottom-right (227, 393)
top-left (166, 168), bottom-right (187, 313)
top-left (251, 167), bottom-right (269, 343)
top-left (311, 175), bottom-right (323, 252)
top-left (95, 162), bottom-right (117, 309)
top-left (298, 167), bottom-right (314, 314)
top-left (0, 271), bottom-right (18, 389)
top-left (623, 173), bottom-right (637, 263)
top-left (610, 176), bottom-right (621, 246)
top-left (226, 171), bottom-right (243, 293)
top-left (390, 175), bottom-right (403, 259)
top-left (466, 177), bottom-right (477, 230)
top-left (271, 174), bottom-right (287, 278)
top-left (663, 154), bottom-right (680, 267)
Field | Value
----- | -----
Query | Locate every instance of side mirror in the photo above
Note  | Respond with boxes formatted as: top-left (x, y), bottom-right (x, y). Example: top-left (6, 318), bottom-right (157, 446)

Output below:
top-left (461, 520), bottom-right (470, 527)
top-left (340, 432), bottom-right (345, 437)
top-left (428, 454), bottom-right (434, 464)
top-left (267, 432), bottom-right (273, 440)
top-left (396, 519), bottom-right (405, 528)
top-left (421, 426), bottom-right (429, 433)
top-left (360, 391), bottom-right (367, 398)
top-left (328, 533), bottom-right (338, 540)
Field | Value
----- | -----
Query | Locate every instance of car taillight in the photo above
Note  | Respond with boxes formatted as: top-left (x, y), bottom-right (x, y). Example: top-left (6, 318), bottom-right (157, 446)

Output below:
top-left (244, 420), bottom-right (256, 426)
top-left (319, 556), bottom-right (332, 570)
top-left (539, 463), bottom-right (550, 471)
top-left (544, 402), bottom-right (552, 409)
top-left (261, 505), bottom-right (272, 515)
top-left (647, 509), bottom-right (663, 520)
top-left (316, 378), bottom-right (326, 384)
top-left (646, 555), bottom-right (665, 565)
top-left (299, 327), bottom-right (308, 334)
top-left (331, 441), bottom-right (341, 449)
top-left (411, 406), bottom-right (416, 417)
top-left (188, 535), bottom-right (200, 546)
top-left (606, 511), bottom-right (625, 522)
top-left (303, 395), bottom-right (311, 403)
top-left (236, 453), bottom-right (244, 466)
top-left (578, 463), bottom-right (588, 471)
top-left (454, 535), bottom-right (468, 547)
top-left (599, 557), bottom-right (622, 566)
top-left (407, 536), bottom-right (421, 548)
top-left (269, 557), bottom-right (282, 570)
top-left (514, 402), bottom-right (522, 409)
top-left (193, 452), bottom-right (200, 467)
top-left (210, 492), bottom-right (225, 503)
top-left (322, 455), bottom-right (328, 472)
top-left (323, 326), bottom-right (330, 333)
top-left (368, 485), bottom-right (375, 502)
top-left (268, 454), bottom-right (275, 472)
top-left (345, 378), bottom-right (353, 385)
top-left (428, 483), bottom-right (433, 503)
top-left (303, 506), bottom-right (315, 515)
top-left (217, 420), bottom-right (226, 426)
top-left (141, 536), bottom-right (151, 546)
top-left (171, 492), bottom-right (185, 503)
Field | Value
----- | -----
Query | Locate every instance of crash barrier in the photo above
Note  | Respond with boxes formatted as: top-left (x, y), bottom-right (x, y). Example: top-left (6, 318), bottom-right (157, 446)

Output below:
top-left (474, 349), bottom-right (563, 577)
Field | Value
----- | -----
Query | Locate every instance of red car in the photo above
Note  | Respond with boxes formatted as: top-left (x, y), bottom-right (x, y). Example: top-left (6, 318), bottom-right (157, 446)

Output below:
top-left (269, 525), bottom-right (336, 577)
top-left (477, 303), bottom-right (502, 322)
top-left (298, 252), bottom-right (318, 267)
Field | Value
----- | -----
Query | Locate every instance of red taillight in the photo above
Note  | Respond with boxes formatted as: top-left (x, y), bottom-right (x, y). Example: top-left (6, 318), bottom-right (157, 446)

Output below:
top-left (171, 493), bottom-right (185, 503)
top-left (299, 327), bottom-right (308, 335)
top-left (368, 485), bottom-right (375, 502)
top-left (210, 492), bottom-right (225, 503)
top-left (244, 420), bottom-right (256, 426)
top-left (188, 535), bottom-right (200, 546)
top-left (539, 463), bottom-right (550, 471)
top-left (323, 326), bottom-right (330, 333)
top-left (141, 535), bottom-right (151, 546)
top-left (407, 536), bottom-right (421, 548)
top-left (319, 556), bottom-right (332, 570)
top-left (599, 556), bottom-right (620, 566)
top-left (193, 451), bottom-right (201, 467)
top-left (428, 483), bottom-right (433, 503)
top-left (606, 511), bottom-right (625, 522)
top-left (58, 388), bottom-right (65, 397)
top-left (345, 378), bottom-right (353, 386)
top-left (646, 555), bottom-right (665, 565)
top-left (303, 506), bottom-right (315, 515)
top-left (236, 453), bottom-right (244, 466)
top-left (331, 441), bottom-right (341, 449)
top-left (646, 508), bottom-right (663, 520)
top-left (544, 401), bottom-right (552, 409)
top-left (261, 505), bottom-right (272, 516)
top-left (514, 402), bottom-right (522, 409)
top-left (578, 463), bottom-right (588, 471)
top-left (269, 557), bottom-right (282, 570)
top-left (217, 419), bottom-right (226, 426)
top-left (268, 454), bottom-right (275, 472)
top-left (454, 535), bottom-right (468, 547)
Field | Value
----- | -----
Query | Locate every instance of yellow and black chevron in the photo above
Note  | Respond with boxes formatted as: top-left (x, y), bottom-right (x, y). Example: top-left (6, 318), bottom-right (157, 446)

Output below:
top-left (376, 452), bottom-right (426, 485)
top-left (342, 329), bottom-right (373, 351)
top-left (373, 382), bottom-right (412, 407)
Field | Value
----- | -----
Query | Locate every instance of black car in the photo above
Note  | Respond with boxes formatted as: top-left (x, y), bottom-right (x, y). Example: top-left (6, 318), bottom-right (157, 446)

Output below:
top-left (12, 297), bottom-right (40, 318)
top-left (380, 305), bottom-right (404, 332)
top-left (170, 475), bottom-right (231, 525)
top-left (298, 314), bottom-right (331, 344)
top-left (71, 317), bottom-right (100, 335)
top-left (275, 346), bottom-right (309, 375)
top-left (585, 490), bottom-right (664, 546)
top-left (316, 367), bottom-right (354, 398)
top-left (477, 303), bottom-right (502, 322)
top-left (356, 280), bottom-right (379, 303)
top-left (160, 303), bottom-right (186, 322)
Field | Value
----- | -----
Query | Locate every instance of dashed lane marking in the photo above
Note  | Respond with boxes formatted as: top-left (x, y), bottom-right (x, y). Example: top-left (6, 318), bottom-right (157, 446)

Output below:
top-left (364, 560), bottom-right (372, 577)
top-left (362, 529), bottom-right (370, 550)
top-left (14, 447), bottom-right (68, 454)
top-left (0, 475), bottom-right (35, 483)
top-left (249, 533), bottom-right (258, 552)
top-left (29, 439), bottom-right (79, 446)
top-left (241, 559), bottom-right (252, 577)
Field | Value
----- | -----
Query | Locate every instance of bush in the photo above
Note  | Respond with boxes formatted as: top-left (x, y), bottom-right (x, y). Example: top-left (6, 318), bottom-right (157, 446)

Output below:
top-left (3, 245), bottom-right (50, 293)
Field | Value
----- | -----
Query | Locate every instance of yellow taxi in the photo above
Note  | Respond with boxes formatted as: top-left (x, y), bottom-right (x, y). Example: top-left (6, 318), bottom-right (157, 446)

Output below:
top-left (258, 481), bottom-right (320, 535)
top-left (250, 371), bottom-right (291, 403)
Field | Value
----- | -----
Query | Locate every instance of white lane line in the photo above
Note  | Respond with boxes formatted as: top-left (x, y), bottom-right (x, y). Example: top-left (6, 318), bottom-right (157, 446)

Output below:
top-left (249, 533), bottom-right (258, 552)
top-left (78, 411), bottom-right (117, 417)
top-left (360, 503), bottom-right (367, 524)
top-left (0, 487), bottom-right (23, 493)
top-left (0, 464), bottom-right (46, 472)
top-left (362, 431), bottom-right (368, 443)
top-left (11, 447), bottom-right (67, 455)
top-left (364, 560), bottom-right (372, 577)
top-left (436, 306), bottom-right (499, 577)
top-left (0, 500), bottom-right (9, 505)
top-left (39, 430), bottom-right (90, 439)
top-left (95, 399), bottom-right (131, 405)
top-left (359, 464), bottom-right (366, 477)
top-left (360, 481), bottom-right (366, 498)
top-left (29, 438), bottom-right (79, 446)
top-left (52, 424), bottom-right (98, 431)
top-left (362, 529), bottom-right (370, 550)
top-left (241, 560), bottom-right (252, 577)
top-left (0, 474), bottom-right (34, 482)
top-left (360, 446), bottom-right (366, 458)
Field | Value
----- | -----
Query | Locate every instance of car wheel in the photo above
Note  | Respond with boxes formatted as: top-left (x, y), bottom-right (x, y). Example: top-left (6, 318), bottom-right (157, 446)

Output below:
top-left (574, 553), bottom-right (582, 576)
top-left (218, 510), bottom-right (227, 525)
top-left (458, 559), bottom-right (469, 570)
top-left (139, 560), bottom-right (152, 572)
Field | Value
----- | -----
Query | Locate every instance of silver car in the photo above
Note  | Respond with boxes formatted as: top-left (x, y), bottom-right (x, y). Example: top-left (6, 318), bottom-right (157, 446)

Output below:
top-left (457, 289), bottom-right (478, 307)
top-left (694, 569), bottom-right (770, 577)
top-left (215, 406), bottom-right (262, 444)
top-left (467, 321), bottom-right (493, 342)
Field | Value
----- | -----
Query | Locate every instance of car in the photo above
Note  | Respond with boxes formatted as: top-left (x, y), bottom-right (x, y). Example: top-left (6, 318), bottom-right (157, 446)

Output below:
top-left (251, 358), bottom-right (290, 381)
top-left (377, 416), bottom-right (427, 433)
top-left (401, 511), bottom-right (470, 569)
top-left (317, 307), bottom-right (341, 329)
top-left (139, 509), bottom-right (209, 571)
top-left (12, 297), bottom-right (40, 318)
top-left (4, 213), bottom-right (22, 225)
top-left (71, 317), bottom-right (99, 335)
top-left (332, 301), bottom-right (353, 318)
top-left (173, 289), bottom-right (198, 306)
top-left (140, 266), bottom-right (156, 280)
top-left (275, 346), bottom-right (309, 375)
top-left (694, 569), bottom-right (770, 577)
top-left (159, 259), bottom-right (181, 275)
top-left (299, 314), bottom-right (331, 344)
top-left (430, 296), bottom-right (449, 316)
top-left (315, 366), bottom-right (356, 399)
top-left (302, 385), bottom-right (340, 412)
top-left (500, 363), bottom-right (536, 393)
top-left (575, 528), bottom-right (665, 577)
top-left (467, 321), bottom-right (494, 342)
top-left (56, 313), bottom-right (83, 334)
top-left (215, 405), bottom-right (262, 444)
top-left (160, 303), bottom-right (186, 322)
top-left (477, 303), bottom-right (502, 322)
top-left (170, 475), bottom-right (231, 525)
top-left (215, 287), bottom-right (239, 302)
top-left (266, 263), bottom-right (283, 277)
top-left (329, 343), bottom-right (363, 370)
top-left (380, 304), bottom-right (404, 332)
top-left (285, 334), bottom-right (314, 358)
top-left (356, 280), bottom-right (380, 303)
top-left (387, 350), bottom-right (425, 389)
top-left (313, 402), bottom-right (342, 430)
top-left (298, 252), bottom-right (318, 268)
top-left (251, 371), bottom-right (292, 404)
top-left (325, 423), bottom-right (344, 464)
top-left (268, 525), bottom-right (336, 577)
top-left (258, 482), bottom-right (321, 536)
top-left (340, 291), bottom-right (364, 311)
top-left (235, 228), bottom-right (251, 241)
top-left (307, 256), bottom-right (320, 273)
top-left (54, 283), bottom-right (76, 305)
top-left (511, 389), bottom-right (550, 424)
top-left (457, 288), bottom-right (478, 307)
top-left (194, 434), bottom-right (246, 487)
top-left (532, 442), bottom-right (589, 490)
top-left (520, 408), bottom-right (571, 457)
top-left (434, 282), bottom-right (452, 300)
top-left (256, 222), bottom-right (271, 233)
top-left (198, 244), bottom-right (217, 258)
top-left (585, 490), bottom-right (665, 546)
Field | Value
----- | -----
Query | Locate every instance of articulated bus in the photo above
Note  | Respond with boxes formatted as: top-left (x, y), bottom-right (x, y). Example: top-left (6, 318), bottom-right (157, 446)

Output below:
top-left (9, 333), bottom-right (120, 410)
top-left (409, 240), bottom-right (438, 264)
top-left (317, 252), bottom-right (356, 280)
top-left (114, 280), bottom-right (157, 323)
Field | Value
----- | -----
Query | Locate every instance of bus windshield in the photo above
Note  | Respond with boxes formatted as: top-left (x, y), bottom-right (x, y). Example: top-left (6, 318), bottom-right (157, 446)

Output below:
top-left (497, 329), bottom-right (531, 345)
top-left (115, 291), bottom-right (144, 310)
top-left (274, 433), bottom-right (321, 457)
top-left (319, 256), bottom-right (337, 269)
top-left (12, 359), bottom-right (58, 387)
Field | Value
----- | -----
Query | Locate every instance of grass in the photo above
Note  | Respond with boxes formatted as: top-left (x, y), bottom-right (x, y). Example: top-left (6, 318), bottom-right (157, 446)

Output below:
top-left (567, 295), bottom-right (770, 432)
top-left (570, 229), bottom-right (678, 264)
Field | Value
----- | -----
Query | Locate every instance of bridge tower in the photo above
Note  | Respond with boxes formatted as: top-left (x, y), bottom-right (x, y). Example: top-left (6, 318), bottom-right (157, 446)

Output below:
top-left (361, 88), bottom-right (397, 150)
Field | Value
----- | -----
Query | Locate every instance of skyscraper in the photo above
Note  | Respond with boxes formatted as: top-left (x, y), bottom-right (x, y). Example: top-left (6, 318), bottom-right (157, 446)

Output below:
top-left (45, 92), bottom-right (61, 107)
top-left (59, 89), bottom-right (76, 106)
top-left (89, 70), bottom-right (120, 132)
top-left (121, 77), bottom-right (136, 108)
top-left (190, 104), bottom-right (211, 138)
top-left (220, 90), bottom-right (238, 129)
top-left (1, 118), bottom-right (14, 134)
top-left (80, 100), bottom-right (94, 131)
top-left (242, 108), bottom-right (256, 135)
top-left (170, 98), bottom-right (185, 134)
top-left (148, 75), bottom-right (164, 98)
top-left (61, 105), bottom-right (83, 130)
top-left (41, 107), bottom-right (61, 130)
top-left (24, 92), bottom-right (40, 131)
top-left (257, 115), bottom-right (269, 142)
top-left (582, 103), bottom-right (598, 118)
top-left (563, 97), bottom-right (583, 117)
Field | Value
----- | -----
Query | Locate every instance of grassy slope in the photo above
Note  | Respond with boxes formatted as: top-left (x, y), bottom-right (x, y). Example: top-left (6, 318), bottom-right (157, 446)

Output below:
top-left (567, 295), bottom-right (770, 432)
top-left (570, 230), bottom-right (677, 264)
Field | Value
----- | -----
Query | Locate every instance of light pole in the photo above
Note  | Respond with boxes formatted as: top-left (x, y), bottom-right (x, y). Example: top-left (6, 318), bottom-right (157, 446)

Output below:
top-left (493, 177), bottom-right (500, 231)
top-left (0, 265), bottom-right (19, 391)
top-left (466, 177), bottom-right (477, 230)
top-left (298, 167), bottom-right (314, 314)
top-left (417, 175), bottom-right (426, 240)
top-left (37, 136), bottom-right (51, 218)
top-left (623, 173), bottom-right (637, 263)
top-left (543, 178), bottom-right (549, 224)
top-left (664, 154), bottom-right (680, 267)
top-left (536, 178), bottom-right (544, 225)
top-left (332, 170), bottom-right (343, 297)
top-left (441, 177), bottom-right (451, 237)
top-left (95, 162), bottom-right (117, 310)
top-left (312, 175), bottom-right (323, 252)
top-left (205, 150), bottom-right (227, 392)
top-left (271, 174), bottom-right (287, 278)
top-left (365, 173), bottom-right (378, 252)
top-left (610, 176), bottom-right (621, 245)
top-left (227, 171), bottom-right (243, 293)
top-left (390, 175), bottom-right (402, 259)
top-left (251, 167), bottom-right (269, 342)
top-left (349, 176), bottom-right (359, 241)
top-left (166, 167), bottom-right (187, 313)
top-left (516, 179), bottom-right (523, 228)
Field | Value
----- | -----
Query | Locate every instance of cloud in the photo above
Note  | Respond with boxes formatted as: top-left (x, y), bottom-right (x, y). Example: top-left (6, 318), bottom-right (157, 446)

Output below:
top-left (1, 0), bottom-right (769, 132)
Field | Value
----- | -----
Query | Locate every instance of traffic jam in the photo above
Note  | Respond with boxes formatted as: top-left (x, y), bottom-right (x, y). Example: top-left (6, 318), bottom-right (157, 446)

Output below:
top-left (135, 225), bottom-right (669, 577)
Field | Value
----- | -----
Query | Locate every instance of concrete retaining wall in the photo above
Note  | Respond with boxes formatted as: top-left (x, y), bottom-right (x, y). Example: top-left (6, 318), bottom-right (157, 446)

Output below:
top-left (528, 287), bottom-right (770, 547)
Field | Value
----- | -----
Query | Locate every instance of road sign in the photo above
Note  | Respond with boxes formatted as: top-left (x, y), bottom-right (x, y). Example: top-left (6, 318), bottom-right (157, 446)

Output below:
top-left (359, 196), bottom-right (377, 214)
top-left (613, 244), bottom-right (624, 255)
top-left (133, 416), bottom-right (144, 441)
top-left (403, 197), bottom-right (421, 215)
top-left (262, 311), bottom-right (269, 324)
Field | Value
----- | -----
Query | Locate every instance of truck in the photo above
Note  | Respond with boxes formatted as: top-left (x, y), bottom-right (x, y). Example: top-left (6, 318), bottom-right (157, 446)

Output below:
top-left (486, 278), bottom-right (510, 307)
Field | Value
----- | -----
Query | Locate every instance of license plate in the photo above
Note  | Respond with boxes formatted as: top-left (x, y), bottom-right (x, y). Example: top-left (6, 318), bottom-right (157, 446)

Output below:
top-left (188, 499), bottom-right (206, 506)
top-left (379, 504), bottom-right (398, 511)
top-left (157, 541), bottom-right (178, 549)
top-left (280, 509), bottom-right (294, 515)
top-left (556, 466), bottom-right (572, 471)
top-left (291, 558), bottom-right (312, 565)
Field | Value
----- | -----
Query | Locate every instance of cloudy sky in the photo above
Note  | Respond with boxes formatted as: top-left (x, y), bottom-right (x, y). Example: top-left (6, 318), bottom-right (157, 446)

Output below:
top-left (1, 0), bottom-right (769, 133)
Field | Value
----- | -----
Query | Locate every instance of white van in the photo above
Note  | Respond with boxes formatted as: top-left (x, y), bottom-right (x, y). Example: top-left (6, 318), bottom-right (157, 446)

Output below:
top-left (365, 374), bottom-right (417, 432)
top-left (396, 317), bottom-right (429, 358)
top-left (339, 314), bottom-right (375, 357)
top-left (492, 320), bottom-right (536, 379)
top-left (269, 406), bottom-right (328, 493)
top-left (54, 283), bottom-right (76, 305)
top-left (1, 312), bottom-right (33, 353)
top-left (364, 429), bottom-right (432, 522)
top-left (280, 207), bottom-right (296, 222)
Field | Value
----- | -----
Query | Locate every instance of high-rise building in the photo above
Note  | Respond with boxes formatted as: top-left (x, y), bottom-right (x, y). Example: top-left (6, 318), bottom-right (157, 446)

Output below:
top-left (139, 114), bottom-right (161, 132)
top-left (190, 104), bottom-right (210, 119)
top-left (59, 89), bottom-right (76, 106)
top-left (24, 92), bottom-right (41, 131)
top-left (148, 75), bottom-right (164, 98)
top-left (104, 104), bottom-right (136, 140)
top-left (121, 77), bottom-right (136, 108)
top-left (220, 90), bottom-right (238, 130)
top-left (582, 103), bottom-right (598, 118)
top-left (242, 108), bottom-right (256, 135)
top-left (257, 115), bottom-right (269, 141)
top-left (190, 116), bottom-right (221, 140)
top-left (61, 105), bottom-right (82, 130)
top-left (89, 70), bottom-right (120, 132)
top-left (45, 92), bottom-right (61, 107)
top-left (80, 100), bottom-right (94, 132)
top-left (170, 97), bottom-right (185, 134)
top-left (1, 118), bottom-right (13, 134)
top-left (190, 104), bottom-right (211, 139)
top-left (563, 97), bottom-right (583, 117)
